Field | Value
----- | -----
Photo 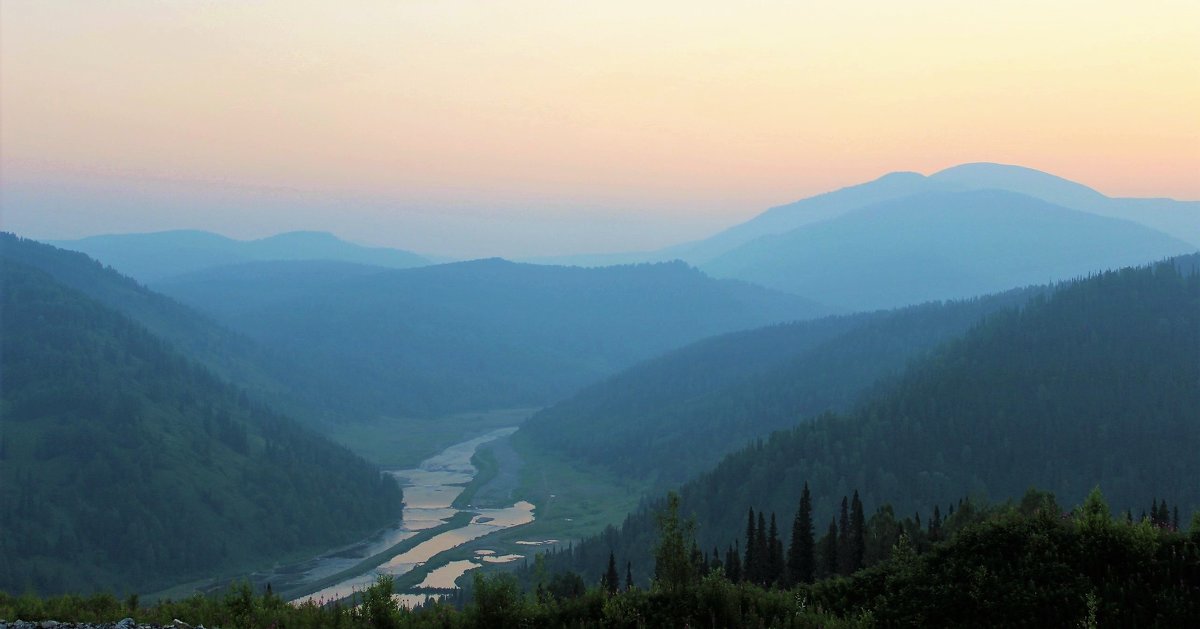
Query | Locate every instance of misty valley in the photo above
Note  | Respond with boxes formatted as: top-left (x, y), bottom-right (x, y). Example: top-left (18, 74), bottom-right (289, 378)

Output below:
top-left (2, 163), bottom-right (1199, 627)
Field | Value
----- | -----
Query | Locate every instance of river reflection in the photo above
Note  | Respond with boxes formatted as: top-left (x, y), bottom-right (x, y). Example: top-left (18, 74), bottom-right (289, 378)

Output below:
top-left (294, 427), bottom-right (530, 605)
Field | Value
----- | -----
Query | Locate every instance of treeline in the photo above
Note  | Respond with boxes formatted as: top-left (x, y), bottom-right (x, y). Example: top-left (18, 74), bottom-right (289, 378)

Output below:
top-left (518, 258), bottom-right (1200, 588)
top-left (5, 488), bottom-right (1198, 627)
top-left (0, 261), bottom-right (403, 595)
top-left (516, 283), bottom-right (1043, 487)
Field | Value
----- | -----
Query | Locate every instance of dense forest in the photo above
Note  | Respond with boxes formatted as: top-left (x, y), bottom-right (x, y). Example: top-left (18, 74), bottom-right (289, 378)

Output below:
top-left (6, 488), bottom-right (1197, 626)
top-left (517, 283), bottom-right (1042, 486)
top-left (0, 233), bottom-right (360, 428)
top-left (526, 257), bottom-right (1200, 588)
top-left (155, 258), bottom-right (828, 416)
top-left (0, 261), bottom-right (403, 595)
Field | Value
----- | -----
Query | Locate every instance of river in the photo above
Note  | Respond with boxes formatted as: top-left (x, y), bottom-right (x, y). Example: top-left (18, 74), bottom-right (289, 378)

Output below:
top-left (289, 427), bottom-right (535, 606)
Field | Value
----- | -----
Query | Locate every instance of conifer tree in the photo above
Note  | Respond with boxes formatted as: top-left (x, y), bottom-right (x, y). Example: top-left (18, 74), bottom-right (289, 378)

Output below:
top-left (603, 551), bottom-right (619, 594)
top-left (767, 513), bottom-right (783, 586)
top-left (849, 490), bottom-right (866, 573)
top-left (625, 561), bottom-right (633, 591)
top-left (929, 505), bottom-right (943, 542)
top-left (820, 517), bottom-right (838, 579)
top-left (755, 512), bottom-right (769, 585)
top-left (787, 482), bottom-right (815, 584)
top-left (743, 508), bottom-right (757, 584)
top-left (837, 496), bottom-right (852, 575)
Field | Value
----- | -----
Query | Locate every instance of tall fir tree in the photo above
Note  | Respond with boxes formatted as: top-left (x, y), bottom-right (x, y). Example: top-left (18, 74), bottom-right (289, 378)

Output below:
top-left (849, 490), bottom-right (865, 573)
top-left (767, 513), bottom-right (784, 586)
top-left (837, 496), bottom-right (851, 575)
top-left (603, 551), bottom-right (619, 594)
top-left (787, 482), bottom-right (815, 584)
top-left (820, 517), bottom-right (838, 579)
top-left (755, 512), bottom-right (769, 586)
top-left (743, 508), bottom-right (758, 585)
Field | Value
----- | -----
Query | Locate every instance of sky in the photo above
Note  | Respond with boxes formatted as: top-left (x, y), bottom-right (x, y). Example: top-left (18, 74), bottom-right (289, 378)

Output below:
top-left (2, 0), bottom-right (1198, 258)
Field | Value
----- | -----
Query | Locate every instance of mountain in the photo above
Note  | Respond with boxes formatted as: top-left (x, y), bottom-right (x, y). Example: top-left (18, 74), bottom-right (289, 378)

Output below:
top-left (702, 189), bottom-right (1195, 311)
top-left (530, 163), bottom-right (1199, 269)
top-left (0, 260), bottom-right (403, 595)
top-left (515, 284), bottom-right (1042, 487)
top-left (0, 233), bottom-right (358, 426)
top-left (929, 162), bottom-right (1200, 245)
top-left (50, 230), bottom-right (429, 283)
top-left (533, 255), bottom-right (1199, 585)
top-left (154, 258), bottom-right (829, 417)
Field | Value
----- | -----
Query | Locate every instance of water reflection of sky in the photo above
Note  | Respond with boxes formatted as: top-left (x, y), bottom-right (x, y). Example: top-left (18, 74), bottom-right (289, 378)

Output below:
top-left (292, 427), bottom-right (527, 605)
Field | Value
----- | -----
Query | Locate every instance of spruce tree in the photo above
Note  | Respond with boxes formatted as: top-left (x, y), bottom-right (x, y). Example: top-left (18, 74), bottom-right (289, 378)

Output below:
top-left (820, 517), bottom-right (838, 579)
top-left (849, 490), bottom-right (865, 573)
top-left (767, 513), bottom-right (783, 586)
top-left (930, 505), bottom-right (943, 542)
top-left (788, 482), bottom-right (815, 584)
top-left (604, 551), bottom-right (619, 594)
top-left (744, 508), bottom-right (757, 584)
top-left (837, 496), bottom-right (852, 575)
top-left (755, 512), bottom-right (769, 585)
top-left (625, 561), bottom-right (633, 591)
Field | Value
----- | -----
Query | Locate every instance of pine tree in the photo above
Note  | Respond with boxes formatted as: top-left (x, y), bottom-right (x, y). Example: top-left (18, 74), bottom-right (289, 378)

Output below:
top-left (711, 545), bottom-right (723, 574)
top-left (603, 551), bottom-right (619, 594)
top-left (625, 561), bottom-right (633, 591)
top-left (727, 541), bottom-right (742, 583)
top-left (849, 490), bottom-right (866, 573)
top-left (820, 517), bottom-right (838, 579)
top-left (1173, 506), bottom-right (1180, 531)
top-left (787, 482), bottom-right (815, 584)
top-left (743, 508), bottom-right (757, 584)
top-left (837, 496), bottom-right (852, 575)
top-left (767, 513), bottom-right (783, 586)
top-left (755, 512), bottom-right (769, 585)
top-left (929, 505), bottom-right (943, 542)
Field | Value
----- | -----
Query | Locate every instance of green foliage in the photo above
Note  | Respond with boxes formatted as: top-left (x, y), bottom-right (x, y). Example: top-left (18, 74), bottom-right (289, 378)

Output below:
top-left (652, 493), bottom-right (695, 594)
top-left (519, 258), bottom-right (1200, 590)
top-left (519, 282), bottom-right (1042, 487)
top-left (0, 261), bottom-right (402, 595)
top-left (8, 503), bottom-right (1194, 626)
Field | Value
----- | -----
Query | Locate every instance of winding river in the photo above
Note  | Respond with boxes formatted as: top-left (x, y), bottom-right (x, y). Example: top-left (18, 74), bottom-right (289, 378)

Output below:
top-left (290, 427), bottom-right (535, 605)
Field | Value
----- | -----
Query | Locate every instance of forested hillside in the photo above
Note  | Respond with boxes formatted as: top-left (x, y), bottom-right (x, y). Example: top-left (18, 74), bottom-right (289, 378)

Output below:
top-left (0, 261), bottom-right (403, 595)
top-left (533, 257), bottom-right (1199, 585)
top-left (156, 258), bottom-right (828, 416)
top-left (516, 284), bottom-right (1041, 486)
top-left (0, 233), bottom-right (360, 427)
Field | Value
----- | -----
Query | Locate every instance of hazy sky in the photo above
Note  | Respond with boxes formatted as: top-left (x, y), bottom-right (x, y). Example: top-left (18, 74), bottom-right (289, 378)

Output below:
top-left (3, 1), bottom-right (1198, 257)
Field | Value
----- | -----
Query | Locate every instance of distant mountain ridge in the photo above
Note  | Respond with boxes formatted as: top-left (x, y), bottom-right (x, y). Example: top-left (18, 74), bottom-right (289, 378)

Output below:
top-left (529, 162), bottom-right (1199, 268)
top-left (50, 229), bottom-right (429, 283)
top-left (155, 257), bottom-right (829, 417)
top-left (702, 188), bottom-right (1195, 311)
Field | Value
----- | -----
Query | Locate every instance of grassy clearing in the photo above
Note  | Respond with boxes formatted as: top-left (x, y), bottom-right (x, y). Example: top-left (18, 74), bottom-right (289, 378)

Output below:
top-left (328, 408), bottom-right (537, 468)
top-left (507, 432), bottom-right (649, 543)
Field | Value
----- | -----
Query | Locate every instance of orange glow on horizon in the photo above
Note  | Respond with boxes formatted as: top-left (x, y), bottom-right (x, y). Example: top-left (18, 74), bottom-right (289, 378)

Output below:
top-left (2, 0), bottom-right (1198, 225)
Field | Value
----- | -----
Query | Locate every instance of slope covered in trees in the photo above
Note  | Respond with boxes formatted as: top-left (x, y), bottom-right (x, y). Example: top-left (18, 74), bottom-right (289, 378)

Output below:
top-left (155, 258), bottom-right (828, 416)
top-left (0, 261), bottom-right (403, 595)
top-left (529, 256), bottom-right (1200, 587)
top-left (0, 233), bottom-right (363, 427)
top-left (516, 284), bottom-right (1040, 486)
